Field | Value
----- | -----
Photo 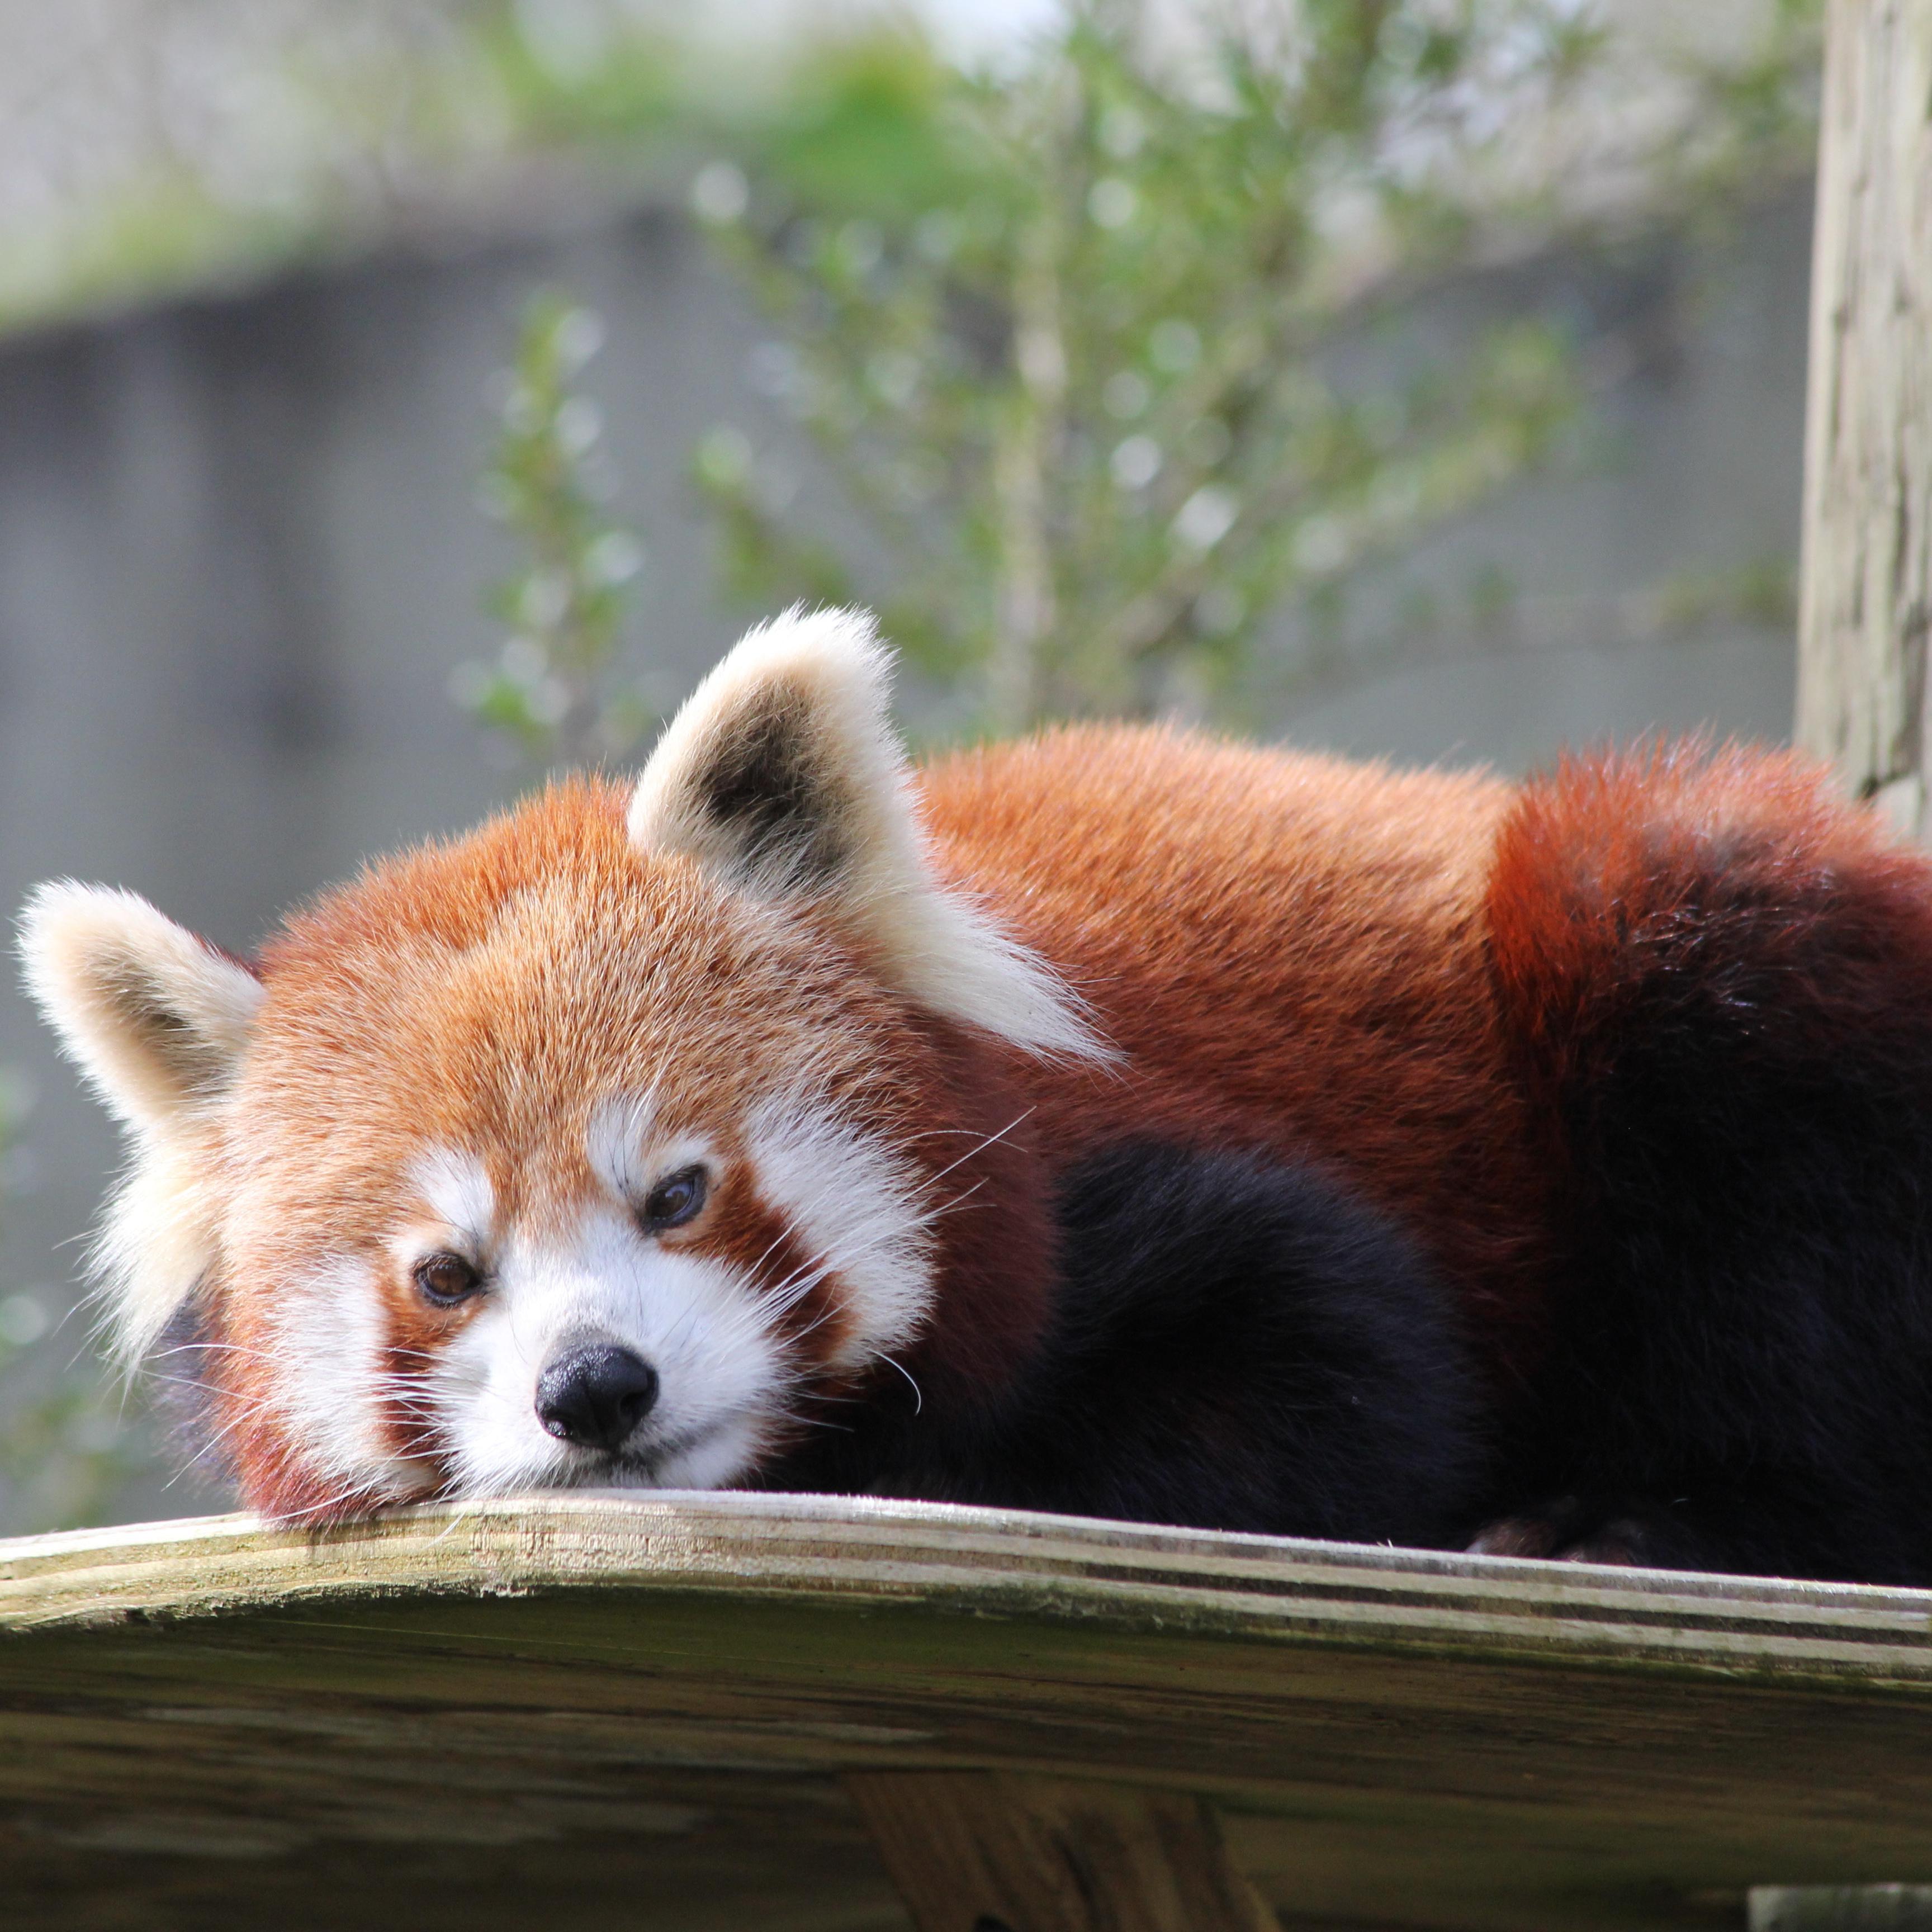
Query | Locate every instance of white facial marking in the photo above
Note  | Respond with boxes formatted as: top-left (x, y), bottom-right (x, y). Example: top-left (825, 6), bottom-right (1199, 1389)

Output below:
top-left (321, 1105), bottom-right (934, 1500)
top-left (748, 1096), bottom-right (934, 1368)
top-left (410, 1147), bottom-right (495, 1249)
top-left (264, 1256), bottom-right (433, 1503)
top-left (585, 1094), bottom-right (657, 1202)
top-left (428, 1205), bottom-right (787, 1498)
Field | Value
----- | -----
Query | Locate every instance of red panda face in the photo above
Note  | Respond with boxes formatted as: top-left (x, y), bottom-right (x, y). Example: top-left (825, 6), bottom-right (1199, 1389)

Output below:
top-left (217, 831), bottom-right (950, 1509)
top-left (21, 611), bottom-right (1102, 1520)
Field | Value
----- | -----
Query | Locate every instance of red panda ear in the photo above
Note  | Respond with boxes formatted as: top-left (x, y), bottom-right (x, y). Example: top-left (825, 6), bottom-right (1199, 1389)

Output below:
top-left (17, 884), bottom-right (255, 1366)
top-left (18, 882), bottom-right (262, 1138)
top-left (628, 607), bottom-right (1110, 1060)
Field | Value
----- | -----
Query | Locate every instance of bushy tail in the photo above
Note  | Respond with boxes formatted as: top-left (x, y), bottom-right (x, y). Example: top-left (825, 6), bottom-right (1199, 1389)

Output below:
top-left (1484, 740), bottom-right (1932, 1580)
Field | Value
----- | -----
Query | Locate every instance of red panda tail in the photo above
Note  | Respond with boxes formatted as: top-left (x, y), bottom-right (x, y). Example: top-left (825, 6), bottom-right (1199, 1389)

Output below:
top-left (1485, 737), bottom-right (1932, 1102)
top-left (1481, 740), bottom-right (1932, 1581)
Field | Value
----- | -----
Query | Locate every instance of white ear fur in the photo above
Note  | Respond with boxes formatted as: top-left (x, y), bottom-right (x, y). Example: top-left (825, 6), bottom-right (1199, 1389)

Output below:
top-left (18, 883), bottom-right (261, 1364)
top-left (19, 882), bottom-right (262, 1135)
top-left (90, 1144), bottom-right (226, 1368)
top-left (629, 607), bottom-right (1109, 1060)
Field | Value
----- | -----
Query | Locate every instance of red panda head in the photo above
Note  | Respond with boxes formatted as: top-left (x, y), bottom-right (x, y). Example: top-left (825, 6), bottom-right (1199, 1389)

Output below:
top-left (21, 610), bottom-right (1106, 1519)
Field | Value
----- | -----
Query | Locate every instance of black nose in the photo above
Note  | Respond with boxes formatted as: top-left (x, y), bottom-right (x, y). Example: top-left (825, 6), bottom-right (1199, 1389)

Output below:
top-left (535, 1343), bottom-right (659, 1452)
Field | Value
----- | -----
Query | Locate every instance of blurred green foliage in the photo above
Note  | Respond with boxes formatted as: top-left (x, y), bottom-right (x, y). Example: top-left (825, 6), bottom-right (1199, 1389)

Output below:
top-left (680, 0), bottom-right (1821, 727)
top-left (0, 1073), bottom-right (143, 1535)
top-left (6, 2), bottom-right (1821, 732)
top-left (453, 291), bottom-right (657, 766)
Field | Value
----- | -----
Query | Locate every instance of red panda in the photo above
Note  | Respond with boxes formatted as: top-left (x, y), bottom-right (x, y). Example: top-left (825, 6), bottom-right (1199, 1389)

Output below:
top-left (22, 607), bottom-right (1932, 1582)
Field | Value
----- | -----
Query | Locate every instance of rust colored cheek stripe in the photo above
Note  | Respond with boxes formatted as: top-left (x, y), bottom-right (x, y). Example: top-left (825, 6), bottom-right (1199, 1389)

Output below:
top-left (378, 1277), bottom-right (472, 1475)
top-left (381, 1336), bottom-right (449, 1468)
top-left (697, 1189), bottom-right (855, 1375)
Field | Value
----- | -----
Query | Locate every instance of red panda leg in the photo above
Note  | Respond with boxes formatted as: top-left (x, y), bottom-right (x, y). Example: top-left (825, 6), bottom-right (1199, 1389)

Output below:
top-left (1483, 744), bottom-right (1932, 1584)
top-left (766, 1142), bottom-right (1488, 1545)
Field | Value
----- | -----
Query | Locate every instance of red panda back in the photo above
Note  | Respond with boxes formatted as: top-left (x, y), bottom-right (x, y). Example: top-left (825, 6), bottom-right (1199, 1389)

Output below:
top-left (917, 724), bottom-right (1554, 1366)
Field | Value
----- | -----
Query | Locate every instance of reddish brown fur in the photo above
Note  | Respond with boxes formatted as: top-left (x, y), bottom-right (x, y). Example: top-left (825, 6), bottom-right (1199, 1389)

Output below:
top-left (1484, 739), bottom-right (1932, 1291)
top-left (917, 726), bottom-right (1554, 1374)
top-left (186, 728), bottom-right (1922, 1518)
top-left (1486, 739), bottom-right (1932, 1090)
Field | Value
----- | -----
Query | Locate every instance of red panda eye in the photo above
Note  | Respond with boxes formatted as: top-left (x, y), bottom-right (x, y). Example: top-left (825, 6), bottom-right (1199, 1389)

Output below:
top-left (643, 1166), bottom-right (708, 1233)
top-left (413, 1252), bottom-right (483, 1307)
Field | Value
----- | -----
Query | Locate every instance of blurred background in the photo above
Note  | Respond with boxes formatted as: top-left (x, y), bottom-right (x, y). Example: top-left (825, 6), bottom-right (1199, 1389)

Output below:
top-left (0, 0), bottom-right (1820, 1530)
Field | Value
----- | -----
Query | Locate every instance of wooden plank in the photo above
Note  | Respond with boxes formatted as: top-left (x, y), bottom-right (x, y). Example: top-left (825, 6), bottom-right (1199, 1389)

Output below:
top-left (4, 1491), bottom-right (1931, 1688)
top-left (0, 1496), bottom-right (1928, 1928)
top-left (847, 1772), bottom-right (1276, 1932)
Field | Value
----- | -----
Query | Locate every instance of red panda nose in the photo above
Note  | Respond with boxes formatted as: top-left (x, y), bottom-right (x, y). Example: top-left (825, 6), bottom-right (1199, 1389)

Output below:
top-left (536, 1343), bottom-right (660, 1452)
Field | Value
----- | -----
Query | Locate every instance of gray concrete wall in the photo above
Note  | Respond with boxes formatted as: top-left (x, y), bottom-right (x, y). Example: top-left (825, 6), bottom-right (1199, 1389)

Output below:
top-left (1285, 198), bottom-right (1810, 766)
top-left (0, 186), bottom-right (1811, 1526)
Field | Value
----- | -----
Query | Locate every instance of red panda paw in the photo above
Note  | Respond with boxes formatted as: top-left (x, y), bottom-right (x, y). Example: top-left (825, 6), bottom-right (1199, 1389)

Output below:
top-left (1556, 1518), bottom-right (1671, 1568)
top-left (1465, 1496), bottom-right (1590, 1560)
top-left (1470, 1500), bottom-right (1688, 1570)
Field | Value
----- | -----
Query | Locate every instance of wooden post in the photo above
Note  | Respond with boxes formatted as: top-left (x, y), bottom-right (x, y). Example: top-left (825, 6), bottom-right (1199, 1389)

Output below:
top-left (1796, 0), bottom-right (1932, 835)
top-left (846, 1772), bottom-right (1277, 1932)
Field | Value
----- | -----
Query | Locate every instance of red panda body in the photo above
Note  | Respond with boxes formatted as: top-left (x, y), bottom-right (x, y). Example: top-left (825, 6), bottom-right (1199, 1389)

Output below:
top-left (920, 728), bottom-right (1547, 1377)
top-left (26, 610), bottom-right (1932, 1581)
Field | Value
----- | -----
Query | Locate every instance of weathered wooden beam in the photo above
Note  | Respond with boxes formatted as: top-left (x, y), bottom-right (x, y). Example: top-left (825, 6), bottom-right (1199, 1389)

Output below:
top-left (1797, 0), bottom-right (1932, 833)
top-left (847, 1772), bottom-right (1276, 1932)
top-left (1, 1496), bottom-right (1931, 1928)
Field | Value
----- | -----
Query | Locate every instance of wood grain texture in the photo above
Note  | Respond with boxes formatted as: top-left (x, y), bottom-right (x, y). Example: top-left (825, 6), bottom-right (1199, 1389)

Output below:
top-left (1797, 0), bottom-right (1932, 830)
top-left (847, 1772), bottom-right (1277, 1932)
top-left (3, 1494), bottom-right (1932, 1929)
